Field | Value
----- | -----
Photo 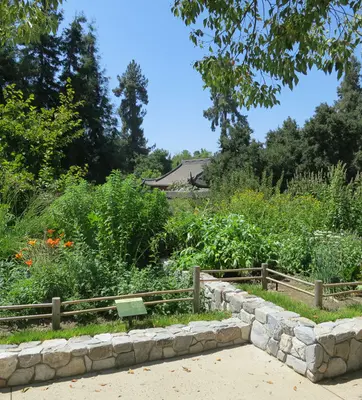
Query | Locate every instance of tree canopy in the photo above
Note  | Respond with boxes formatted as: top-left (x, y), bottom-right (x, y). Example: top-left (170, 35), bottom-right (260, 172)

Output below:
top-left (172, 0), bottom-right (362, 108)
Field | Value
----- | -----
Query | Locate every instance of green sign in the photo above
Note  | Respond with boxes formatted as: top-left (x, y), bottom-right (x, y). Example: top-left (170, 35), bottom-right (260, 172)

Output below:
top-left (115, 298), bottom-right (147, 318)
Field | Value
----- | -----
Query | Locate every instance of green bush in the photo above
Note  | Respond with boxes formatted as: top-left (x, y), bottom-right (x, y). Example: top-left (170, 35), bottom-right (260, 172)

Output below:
top-left (173, 213), bottom-right (275, 270)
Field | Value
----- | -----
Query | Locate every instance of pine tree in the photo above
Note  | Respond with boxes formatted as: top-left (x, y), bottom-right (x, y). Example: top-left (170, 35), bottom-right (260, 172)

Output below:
top-left (17, 25), bottom-right (62, 109)
top-left (60, 15), bottom-right (119, 182)
top-left (113, 60), bottom-right (149, 172)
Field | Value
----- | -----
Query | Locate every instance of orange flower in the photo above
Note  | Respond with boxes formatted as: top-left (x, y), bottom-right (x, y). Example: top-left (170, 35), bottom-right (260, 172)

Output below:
top-left (46, 238), bottom-right (60, 248)
top-left (64, 241), bottom-right (74, 248)
top-left (28, 240), bottom-right (36, 246)
top-left (15, 252), bottom-right (23, 259)
top-left (47, 229), bottom-right (55, 235)
top-left (25, 260), bottom-right (33, 267)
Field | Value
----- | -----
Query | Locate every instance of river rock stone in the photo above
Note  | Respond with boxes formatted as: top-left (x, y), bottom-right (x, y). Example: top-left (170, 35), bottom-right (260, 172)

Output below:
top-left (286, 354), bottom-right (307, 375)
top-left (216, 326), bottom-right (240, 343)
top-left (291, 338), bottom-right (306, 360)
top-left (279, 334), bottom-right (292, 353)
top-left (251, 320), bottom-right (269, 350)
top-left (334, 341), bottom-right (350, 361)
top-left (305, 344), bottom-right (324, 373)
top-left (266, 338), bottom-right (279, 357)
top-left (255, 306), bottom-right (283, 324)
top-left (116, 351), bottom-right (135, 367)
top-left (266, 311), bottom-right (300, 340)
top-left (132, 337), bottom-right (154, 363)
top-left (173, 333), bottom-right (194, 353)
top-left (242, 298), bottom-right (266, 314)
top-left (42, 339), bottom-right (67, 349)
top-left (294, 326), bottom-right (316, 345)
top-left (112, 336), bottom-right (133, 354)
top-left (229, 293), bottom-right (245, 313)
top-left (325, 357), bottom-right (347, 378)
top-left (34, 364), bottom-right (55, 381)
top-left (204, 340), bottom-right (217, 351)
top-left (347, 339), bottom-right (362, 371)
top-left (68, 341), bottom-right (88, 357)
top-left (8, 367), bottom-right (34, 386)
top-left (42, 346), bottom-right (71, 368)
top-left (163, 347), bottom-right (177, 358)
top-left (57, 357), bottom-right (86, 377)
top-left (277, 350), bottom-right (286, 362)
top-left (92, 357), bottom-right (116, 371)
top-left (84, 355), bottom-right (92, 372)
top-left (18, 341), bottom-right (41, 350)
top-left (88, 342), bottom-right (112, 361)
top-left (332, 324), bottom-right (355, 343)
top-left (190, 342), bottom-right (204, 353)
top-left (18, 346), bottom-right (42, 368)
top-left (240, 309), bottom-right (255, 324)
top-left (0, 353), bottom-right (18, 379)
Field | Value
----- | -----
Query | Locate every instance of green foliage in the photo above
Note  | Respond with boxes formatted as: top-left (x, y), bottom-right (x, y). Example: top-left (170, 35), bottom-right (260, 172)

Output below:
top-left (0, 1), bottom-right (62, 45)
top-left (134, 149), bottom-right (172, 178)
top-left (311, 233), bottom-right (362, 283)
top-left (0, 81), bottom-right (83, 200)
top-left (239, 283), bottom-right (362, 323)
top-left (174, 213), bottom-right (274, 270)
top-left (113, 60), bottom-right (149, 172)
top-left (173, 0), bottom-right (362, 108)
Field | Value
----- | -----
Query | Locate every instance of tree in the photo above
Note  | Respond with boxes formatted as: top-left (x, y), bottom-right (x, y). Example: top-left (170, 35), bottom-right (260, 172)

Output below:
top-left (193, 148), bottom-right (212, 158)
top-left (0, 45), bottom-right (19, 103)
top-left (205, 118), bottom-right (264, 183)
top-left (172, 0), bottom-right (362, 108)
top-left (0, 81), bottom-right (83, 198)
top-left (0, 1), bottom-right (62, 45)
top-left (17, 24), bottom-right (62, 109)
top-left (204, 90), bottom-right (245, 142)
top-left (134, 149), bottom-right (172, 178)
top-left (113, 60), bottom-right (149, 172)
top-left (60, 16), bottom-right (119, 182)
top-left (263, 118), bottom-right (303, 184)
top-left (171, 150), bottom-right (192, 168)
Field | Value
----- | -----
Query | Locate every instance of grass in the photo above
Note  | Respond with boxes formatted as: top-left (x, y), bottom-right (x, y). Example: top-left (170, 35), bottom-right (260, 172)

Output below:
top-left (239, 284), bottom-right (362, 323)
top-left (0, 311), bottom-right (230, 345)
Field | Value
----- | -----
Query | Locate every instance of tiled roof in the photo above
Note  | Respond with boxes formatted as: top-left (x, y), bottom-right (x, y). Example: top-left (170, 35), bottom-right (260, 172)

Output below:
top-left (143, 158), bottom-right (210, 187)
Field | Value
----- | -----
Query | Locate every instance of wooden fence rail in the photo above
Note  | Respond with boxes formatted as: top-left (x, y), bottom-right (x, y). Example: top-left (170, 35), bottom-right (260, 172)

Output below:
top-left (2, 265), bottom-right (362, 329)
top-left (0, 269), bottom-right (201, 330)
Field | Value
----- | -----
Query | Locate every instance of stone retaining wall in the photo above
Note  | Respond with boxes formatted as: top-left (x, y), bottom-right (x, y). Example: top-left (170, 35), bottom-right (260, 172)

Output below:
top-left (202, 273), bottom-right (362, 382)
top-left (0, 318), bottom-right (250, 387)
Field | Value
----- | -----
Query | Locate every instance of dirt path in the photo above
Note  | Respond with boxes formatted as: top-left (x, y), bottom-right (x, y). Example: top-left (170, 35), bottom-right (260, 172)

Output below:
top-left (1, 345), bottom-right (361, 400)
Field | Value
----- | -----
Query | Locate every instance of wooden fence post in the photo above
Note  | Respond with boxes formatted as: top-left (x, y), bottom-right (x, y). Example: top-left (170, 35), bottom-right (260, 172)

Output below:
top-left (193, 266), bottom-right (200, 313)
top-left (261, 263), bottom-right (268, 290)
top-left (52, 297), bottom-right (61, 330)
top-left (314, 280), bottom-right (323, 309)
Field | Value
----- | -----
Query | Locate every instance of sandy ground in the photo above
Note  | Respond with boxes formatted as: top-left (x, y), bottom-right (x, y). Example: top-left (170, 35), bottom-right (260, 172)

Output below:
top-left (1, 345), bottom-right (362, 400)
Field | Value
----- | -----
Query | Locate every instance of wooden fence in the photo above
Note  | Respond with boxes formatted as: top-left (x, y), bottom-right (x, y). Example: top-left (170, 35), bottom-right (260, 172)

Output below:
top-left (1, 264), bottom-right (362, 330)
top-left (0, 267), bottom-right (202, 330)
top-left (201, 263), bottom-right (362, 309)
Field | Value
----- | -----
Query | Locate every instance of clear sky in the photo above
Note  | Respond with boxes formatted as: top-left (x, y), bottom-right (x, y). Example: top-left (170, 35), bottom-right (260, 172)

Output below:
top-left (61, 0), bottom-right (340, 155)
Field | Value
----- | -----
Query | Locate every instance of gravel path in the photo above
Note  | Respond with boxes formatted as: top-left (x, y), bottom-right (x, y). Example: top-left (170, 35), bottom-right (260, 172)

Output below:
top-left (1, 345), bottom-right (361, 400)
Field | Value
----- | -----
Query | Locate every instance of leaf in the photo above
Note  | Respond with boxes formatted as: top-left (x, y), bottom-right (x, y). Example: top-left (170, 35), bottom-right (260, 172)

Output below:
top-left (216, 357), bottom-right (221, 361)
top-left (99, 383), bottom-right (107, 386)
top-left (128, 369), bottom-right (135, 374)
top-left (22, 388), bottom-right (30, 393)
top-left (182, 366), bottom-right (191, 372)
top-left (170, 370), bottom-right (175, 372)
top-left (143, 367), bottom-right (151, 371)
top-left (266, 380), bottom-right (273, 384)
top-left (95, 389), bottom-right (101, 392)
top-left (293, 386), bottom-right (297, 391)
top-left (71, 379), bottom-right (78, 382)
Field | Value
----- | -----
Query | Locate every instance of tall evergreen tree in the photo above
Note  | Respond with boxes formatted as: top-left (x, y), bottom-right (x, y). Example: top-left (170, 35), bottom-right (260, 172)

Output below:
top-left (113, 60), bottom-right (149, 172)
top-left (60, 15), bottom-right (119, 182)
top-left (17, 25), bottom-right (62, 109)
top-left (0, 45), bottom-right (19, 103)
top-left (263, 118), bottom-right (303, 184)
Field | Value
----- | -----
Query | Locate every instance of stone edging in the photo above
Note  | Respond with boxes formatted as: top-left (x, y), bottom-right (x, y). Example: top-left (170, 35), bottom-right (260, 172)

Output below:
top-left (0, 317), bottom-right (250, 387)
top-left (202, 273), bottom-right (362, 382)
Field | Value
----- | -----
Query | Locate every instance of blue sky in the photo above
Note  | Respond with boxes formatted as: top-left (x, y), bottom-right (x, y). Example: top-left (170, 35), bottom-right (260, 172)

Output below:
top-left (61, 0), bottom-right (340, 155)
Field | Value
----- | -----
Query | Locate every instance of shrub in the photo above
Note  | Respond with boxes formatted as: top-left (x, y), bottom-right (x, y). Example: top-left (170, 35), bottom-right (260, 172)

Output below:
top-left (174, 213), bottom-right (275, 270)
